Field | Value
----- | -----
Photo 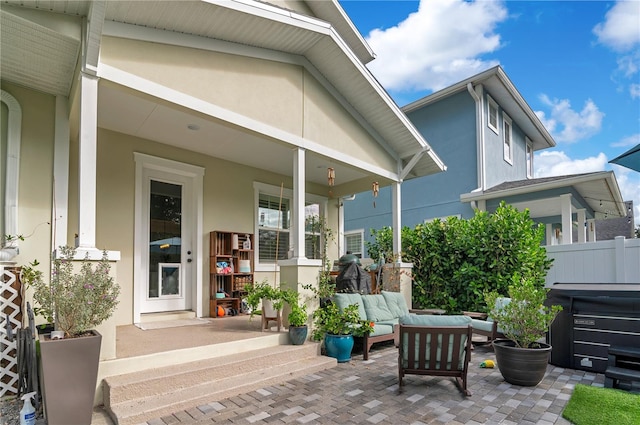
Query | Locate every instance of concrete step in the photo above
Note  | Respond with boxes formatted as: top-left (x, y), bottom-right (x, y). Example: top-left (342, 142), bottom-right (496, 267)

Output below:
top-left (103, 342), bottom-right (335, 425)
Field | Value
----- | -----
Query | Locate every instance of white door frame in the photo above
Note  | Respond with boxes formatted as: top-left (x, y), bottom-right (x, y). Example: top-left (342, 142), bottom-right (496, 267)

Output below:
top-left (133, 153), bottom-right (204, 323)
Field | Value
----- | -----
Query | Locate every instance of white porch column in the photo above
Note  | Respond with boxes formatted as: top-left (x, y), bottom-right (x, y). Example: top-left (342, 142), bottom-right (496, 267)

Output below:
top-left (587, 219), bottom-right (597, 242)
top-left (545, 223), bottom-right (554, 246)
top-left (577, 209), bottom-right (586, 244)
top-left (53, 96), bottom-right (70, 250)
top-left (292, 148), bottom-right (306, 259)
top-left (392, 181), bottom-right (402, 262)
top-left (77, 72), bottom-right (99, 250)
top-left (560, 194), bottom-right (573, 245)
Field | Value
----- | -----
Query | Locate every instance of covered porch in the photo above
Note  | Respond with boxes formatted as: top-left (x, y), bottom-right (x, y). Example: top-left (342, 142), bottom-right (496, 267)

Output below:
top-left (461, 171), bottom-right (629, 245)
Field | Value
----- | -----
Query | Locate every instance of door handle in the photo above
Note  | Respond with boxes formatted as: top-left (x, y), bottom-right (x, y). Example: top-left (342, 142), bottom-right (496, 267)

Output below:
top-left (187, 258), bottom-right (192, 263)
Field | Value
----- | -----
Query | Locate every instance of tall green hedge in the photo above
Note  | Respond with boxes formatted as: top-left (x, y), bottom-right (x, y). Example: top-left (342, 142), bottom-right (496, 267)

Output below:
top-left (366, 202), bottom-right (552, 313)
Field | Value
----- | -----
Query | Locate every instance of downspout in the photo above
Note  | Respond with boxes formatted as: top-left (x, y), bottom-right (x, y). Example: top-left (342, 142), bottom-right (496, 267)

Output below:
top-left (467, 83), bottom-right (485, 191)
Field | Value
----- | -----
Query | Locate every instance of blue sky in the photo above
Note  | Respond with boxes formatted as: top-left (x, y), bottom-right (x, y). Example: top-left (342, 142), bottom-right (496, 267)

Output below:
top-left (339, 0), bottom-right (640, 224)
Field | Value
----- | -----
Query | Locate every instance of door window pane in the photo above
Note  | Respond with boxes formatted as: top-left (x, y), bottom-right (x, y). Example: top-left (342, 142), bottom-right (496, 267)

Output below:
top-left (148, 180), bottom-right (182, 298)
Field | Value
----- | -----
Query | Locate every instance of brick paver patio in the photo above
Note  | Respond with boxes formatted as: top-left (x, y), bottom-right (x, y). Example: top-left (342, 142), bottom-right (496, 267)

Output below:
top-left (130, 342), bottom-right (604, 424)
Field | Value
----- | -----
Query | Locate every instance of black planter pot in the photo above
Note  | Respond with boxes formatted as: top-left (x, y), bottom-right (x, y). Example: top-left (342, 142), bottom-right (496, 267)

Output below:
top-left (493, 339), bottom-right (551, 386)
top-left (289, 325), bottom-right (308, 345)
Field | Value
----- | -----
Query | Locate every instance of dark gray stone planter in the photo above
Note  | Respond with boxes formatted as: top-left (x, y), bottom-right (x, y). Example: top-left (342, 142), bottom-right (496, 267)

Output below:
top-left (493, 339), bottom-right (551, 386)
top-left (289, 325), bottom-right (308, 345)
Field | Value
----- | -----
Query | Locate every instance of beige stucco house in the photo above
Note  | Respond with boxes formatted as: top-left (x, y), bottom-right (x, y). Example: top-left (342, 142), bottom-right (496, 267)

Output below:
top-left (1, 0), bottom-right (445, 378)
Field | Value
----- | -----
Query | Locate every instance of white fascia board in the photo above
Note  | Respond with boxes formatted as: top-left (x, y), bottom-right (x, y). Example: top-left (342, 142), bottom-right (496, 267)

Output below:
top-left (494, 67), bottom-right (555, 149)
top-left (212, 0), bottom-right (436, 165)
top-left (97, 64), bottom-right (399, 182)
top-left (204, 0), bottom-right (332, 31)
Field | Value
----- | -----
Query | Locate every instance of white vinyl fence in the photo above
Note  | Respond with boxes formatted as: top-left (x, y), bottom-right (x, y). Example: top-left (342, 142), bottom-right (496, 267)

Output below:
top-left (545, 236), bottom-right (640, 286)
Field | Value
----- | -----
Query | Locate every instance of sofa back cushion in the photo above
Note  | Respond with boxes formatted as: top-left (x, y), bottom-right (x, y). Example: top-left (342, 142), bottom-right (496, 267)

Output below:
top-left (362, 294), bottom-right (395, 322)
top-left (381, 291), bottom-right (410, 318)
top-left (333, 293), bottom-right (366, 321)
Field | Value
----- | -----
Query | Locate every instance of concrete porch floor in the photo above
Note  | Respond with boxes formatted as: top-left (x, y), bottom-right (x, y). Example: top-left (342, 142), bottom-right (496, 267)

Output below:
top-left (116, 314), bottom-right (270, 358)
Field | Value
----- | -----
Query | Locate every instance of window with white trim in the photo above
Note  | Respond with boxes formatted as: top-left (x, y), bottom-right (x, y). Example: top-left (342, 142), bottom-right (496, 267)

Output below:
top-left (487, 96), bottom-right (499, 134)
top-left (503, 113), bottom-right (513, 164)
top-left (254, 183), bottom-right (326, 268)
top-left (344, 230), bottom-right (364, 258)
top-left (526, 139), bottom-right (533, 178)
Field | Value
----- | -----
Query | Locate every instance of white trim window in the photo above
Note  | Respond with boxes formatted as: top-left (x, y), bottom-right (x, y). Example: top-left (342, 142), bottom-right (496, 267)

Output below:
top-left (503, 113), bottom-right (513, 164)
top-left (526, 138), bottom-right (533, 178)
top-left (344, 230), bottom-right (364, 258)
top-left (254, 182), bottom-right (326, 269)
top-left (487, 95), bottom-right (499, 135)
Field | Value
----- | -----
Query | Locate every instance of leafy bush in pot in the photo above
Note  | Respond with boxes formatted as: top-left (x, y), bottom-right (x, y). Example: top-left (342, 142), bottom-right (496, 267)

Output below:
top-left (21, 245), bottom-right (120, 338)
top-left (311, 302), bottom-right (373, 340)
top-left (288, 303), bottom-right (308, 327)
top-left (485, 273), bottom-right (562, 349)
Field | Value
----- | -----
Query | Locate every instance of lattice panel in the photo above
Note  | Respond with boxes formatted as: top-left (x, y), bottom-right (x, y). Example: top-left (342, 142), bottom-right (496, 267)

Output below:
top-left (1, 266), bottom-right (22, 397)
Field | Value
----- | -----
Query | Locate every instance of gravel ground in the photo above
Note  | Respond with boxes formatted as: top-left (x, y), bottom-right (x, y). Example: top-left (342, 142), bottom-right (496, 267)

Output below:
top-left (1, 396), bottom-right (21, 425)
top-left (1, 395), bottom-right (44, 425)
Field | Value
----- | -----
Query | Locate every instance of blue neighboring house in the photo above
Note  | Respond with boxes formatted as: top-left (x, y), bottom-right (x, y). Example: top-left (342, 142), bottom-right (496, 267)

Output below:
top-left (343, 66), bottom-right (628, 257)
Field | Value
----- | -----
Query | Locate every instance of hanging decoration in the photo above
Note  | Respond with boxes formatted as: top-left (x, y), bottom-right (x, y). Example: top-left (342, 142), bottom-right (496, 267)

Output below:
top-left (327, 168), bottom-right (335, 186)
top-left (372, 181), bottom-right (379, 208)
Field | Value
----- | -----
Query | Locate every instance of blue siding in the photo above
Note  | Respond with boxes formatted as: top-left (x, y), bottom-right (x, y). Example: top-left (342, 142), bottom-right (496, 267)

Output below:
top-left (484, 91), bottom-right (530, 187)
top-left (343, 90), bottom-right (478, 253)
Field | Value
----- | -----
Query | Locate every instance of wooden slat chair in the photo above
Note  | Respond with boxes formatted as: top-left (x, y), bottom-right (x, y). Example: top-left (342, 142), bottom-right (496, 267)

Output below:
top-left (397, 314), bottom-right (473, 396)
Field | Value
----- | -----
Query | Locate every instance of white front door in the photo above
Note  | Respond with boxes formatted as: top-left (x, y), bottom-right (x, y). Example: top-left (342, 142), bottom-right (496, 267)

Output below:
top-left (134, 154), bottom-right (204, 316)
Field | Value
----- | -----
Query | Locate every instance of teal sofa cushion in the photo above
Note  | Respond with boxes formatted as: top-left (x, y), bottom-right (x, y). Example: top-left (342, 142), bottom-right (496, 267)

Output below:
top-left (369, 323), bottom-right (394, 336)
top-left (471, 319), bottom-right (494, 332)
top-left (381, 291), bottom-right (410, 318)
top-left (362, 294), bottom-right (395, 322)
top-left (333, 293), bottom-right (366, 320)
top-left (400, 314), bottom-right (472, 327)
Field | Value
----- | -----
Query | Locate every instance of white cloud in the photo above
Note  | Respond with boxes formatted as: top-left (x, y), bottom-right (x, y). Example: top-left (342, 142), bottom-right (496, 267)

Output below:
top-left (593, 1), bottom-right (640, 52)
top-left (534, 151), bottom-right (608, 177)
top-left (536, 95), bottom-right (604, 143)
top-left (364, 0), bottom-right (508, 93)
top-left (594, 2), bottom-right (640, 100)
top-left (611, 133), bottom-right (640, 148)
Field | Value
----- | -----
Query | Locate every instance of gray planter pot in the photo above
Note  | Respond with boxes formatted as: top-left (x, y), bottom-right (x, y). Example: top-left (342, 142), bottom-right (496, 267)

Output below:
top-left (289, 325), bottom-right (308, 345)
top-left (492, 339), bottom-right (551, 386)
top-left (39, 330), bottom-right (102, 425)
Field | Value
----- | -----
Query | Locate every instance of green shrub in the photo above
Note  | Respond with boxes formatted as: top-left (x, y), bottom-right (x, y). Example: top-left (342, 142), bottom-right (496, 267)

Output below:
top-left (366, 202), bottom-right (553, 313)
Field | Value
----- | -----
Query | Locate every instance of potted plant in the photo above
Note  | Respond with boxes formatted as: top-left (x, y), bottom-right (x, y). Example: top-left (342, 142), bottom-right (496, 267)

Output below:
top-left (485, 273), bottom-right (562, 386)
top-left (20, 245), bottom-right (120, 425)
top-left (245, 279), bottom-right (290, 330)
top-left (287, 300), bottom-right (308, 345)
top-left (311, 302), bottom-right (373, 363)
top-left (245, 279), bottom-right (287, 317)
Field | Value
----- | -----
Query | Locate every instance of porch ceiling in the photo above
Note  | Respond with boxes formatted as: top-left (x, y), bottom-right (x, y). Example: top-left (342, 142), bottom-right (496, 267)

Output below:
top-left (98, 82), bottom-right (369, 186)
top-left (0, 0), bottom-right (446, 191)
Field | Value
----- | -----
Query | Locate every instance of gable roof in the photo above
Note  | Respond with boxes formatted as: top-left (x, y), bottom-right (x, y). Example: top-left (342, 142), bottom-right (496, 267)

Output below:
top-left (403, 65), bottom-right (555, 152)
top-left (461, 172), bottom-right (627, 220)
top-left (0, 0), bottom-right (445, 187)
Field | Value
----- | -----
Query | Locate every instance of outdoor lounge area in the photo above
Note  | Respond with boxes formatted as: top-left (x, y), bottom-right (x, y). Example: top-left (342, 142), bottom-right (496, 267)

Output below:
top-left (91, 335), bottom-right (606, 425)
